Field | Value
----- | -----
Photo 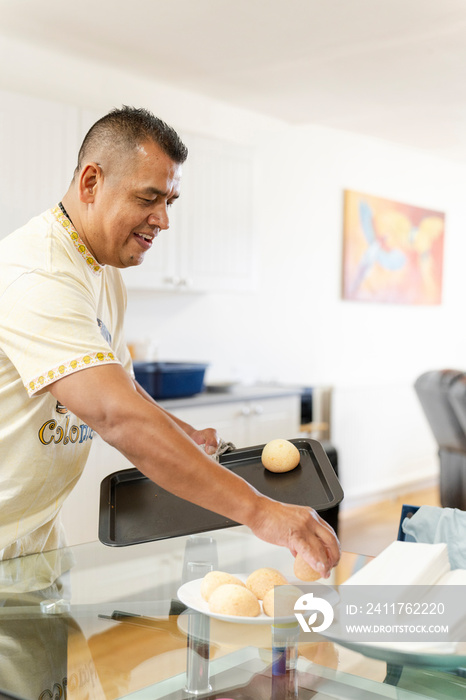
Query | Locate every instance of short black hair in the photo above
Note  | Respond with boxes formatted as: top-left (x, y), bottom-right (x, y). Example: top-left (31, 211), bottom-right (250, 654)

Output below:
top-left (76, 106), bottom-right (188, 173)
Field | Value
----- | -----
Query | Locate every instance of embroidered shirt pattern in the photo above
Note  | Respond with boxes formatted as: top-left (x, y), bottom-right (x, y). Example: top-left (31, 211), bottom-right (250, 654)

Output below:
top-left (26, 350), bottom-right (116, 395)
top-left (52, 205), bottom-right (103, 275)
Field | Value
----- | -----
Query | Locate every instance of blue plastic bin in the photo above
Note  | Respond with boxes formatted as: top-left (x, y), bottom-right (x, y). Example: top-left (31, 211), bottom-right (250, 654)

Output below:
top-left (133, 362), bottom-right (208, 399)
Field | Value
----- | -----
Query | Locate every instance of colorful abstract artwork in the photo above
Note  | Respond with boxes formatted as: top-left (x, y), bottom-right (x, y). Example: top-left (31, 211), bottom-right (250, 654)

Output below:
top-left (342, 190), bottom-right (445, 305)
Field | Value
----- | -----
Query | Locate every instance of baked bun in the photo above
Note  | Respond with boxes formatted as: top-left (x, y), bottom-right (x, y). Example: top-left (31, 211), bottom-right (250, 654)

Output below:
top-left (262, 587), bottom-right (276, 617)
top-left (209, 583), bottom-right (261, 617)
top-left (293, 554), bottom-right (322, 581)
top-left (200, 571), bottom-right (246, 601)
top-left (261, 439), bottom-right (300, 472)
top-left (246, 567), bottom-right (288, 600)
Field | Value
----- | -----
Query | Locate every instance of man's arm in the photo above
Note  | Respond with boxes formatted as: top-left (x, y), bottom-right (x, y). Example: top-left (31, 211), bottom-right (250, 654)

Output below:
top-left (133, 379), bottom-right (219, 455)
top-left (49, 364), bottom-right (340, 576)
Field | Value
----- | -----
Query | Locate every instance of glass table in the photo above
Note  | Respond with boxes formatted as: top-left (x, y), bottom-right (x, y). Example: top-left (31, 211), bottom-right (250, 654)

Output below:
top-left (0, 526), bottom-right (465, 699)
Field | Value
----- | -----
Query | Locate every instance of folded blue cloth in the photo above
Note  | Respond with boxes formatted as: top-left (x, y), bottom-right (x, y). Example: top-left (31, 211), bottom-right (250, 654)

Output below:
top-left (402, 505), bottom-right (466, 570)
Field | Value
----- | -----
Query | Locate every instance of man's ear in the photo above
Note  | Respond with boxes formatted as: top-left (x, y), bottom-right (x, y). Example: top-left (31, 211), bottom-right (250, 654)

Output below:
top-left (79, 163), bottom-right (102, 203)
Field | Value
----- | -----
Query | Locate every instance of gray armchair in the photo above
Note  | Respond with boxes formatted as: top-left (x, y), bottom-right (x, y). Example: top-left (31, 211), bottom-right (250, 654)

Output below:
top-left (414, 369), bottom-right (466, 510)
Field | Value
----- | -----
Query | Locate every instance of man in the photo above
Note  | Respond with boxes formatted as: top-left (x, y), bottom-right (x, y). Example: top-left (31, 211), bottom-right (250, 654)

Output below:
top-left (0, 106), bottom-right (340, 574)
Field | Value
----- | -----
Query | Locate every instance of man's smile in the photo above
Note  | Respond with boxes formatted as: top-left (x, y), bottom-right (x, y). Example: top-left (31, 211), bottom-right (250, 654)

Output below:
top-left (133, 231), bottom-right (157, 249)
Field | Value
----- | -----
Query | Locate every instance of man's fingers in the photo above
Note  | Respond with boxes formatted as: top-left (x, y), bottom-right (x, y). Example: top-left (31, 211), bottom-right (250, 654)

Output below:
top-left (191, 428), bottom-right (219, 454)
top-left (291, 512), bottom-right (341, 578)
top-left (304, 542), bottom-right (333, 577)
top-left (310, 511), bottom-right (341, 565)
top-left (316, 522), bottom-right (341, 566)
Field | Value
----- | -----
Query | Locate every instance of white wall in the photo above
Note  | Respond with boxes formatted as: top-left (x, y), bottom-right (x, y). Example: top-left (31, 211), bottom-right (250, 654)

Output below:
top-left (253, 126), bottom-right (466, 506)
top-left (2, 34), bottom-right (465, 509)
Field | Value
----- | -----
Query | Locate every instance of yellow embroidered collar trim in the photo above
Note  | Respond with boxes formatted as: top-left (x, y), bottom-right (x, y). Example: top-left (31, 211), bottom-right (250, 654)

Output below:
top-left (52, 205), bottom-right (103, 275)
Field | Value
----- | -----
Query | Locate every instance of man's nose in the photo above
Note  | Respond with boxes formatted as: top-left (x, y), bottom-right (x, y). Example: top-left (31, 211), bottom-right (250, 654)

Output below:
top-left (148, 206), bottom-right (169, 230)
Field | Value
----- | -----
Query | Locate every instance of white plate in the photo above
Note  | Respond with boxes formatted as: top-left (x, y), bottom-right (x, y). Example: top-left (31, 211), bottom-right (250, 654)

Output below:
top-left (177, 574), bottom-right (295, 625)
top-left (177, 573), bottom-right (338, 625)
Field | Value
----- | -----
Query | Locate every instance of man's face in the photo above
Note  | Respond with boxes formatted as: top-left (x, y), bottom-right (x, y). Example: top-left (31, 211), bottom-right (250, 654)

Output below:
top-left (84, 140), bottom-right (182, 268)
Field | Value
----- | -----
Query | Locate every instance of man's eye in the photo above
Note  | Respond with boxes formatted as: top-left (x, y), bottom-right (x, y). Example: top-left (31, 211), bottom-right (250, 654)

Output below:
top-left (139, 197), bottom-right (154, 204)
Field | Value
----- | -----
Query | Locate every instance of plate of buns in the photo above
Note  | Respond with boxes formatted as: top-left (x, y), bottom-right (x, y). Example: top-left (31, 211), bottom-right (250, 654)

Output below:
top-left (177, 562), bottom-right (328, 624)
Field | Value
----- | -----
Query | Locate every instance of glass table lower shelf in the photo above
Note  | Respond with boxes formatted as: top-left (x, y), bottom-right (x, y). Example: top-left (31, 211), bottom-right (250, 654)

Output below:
top-left (0, 529), bottom-right (465, 699)
top-left (120, 643), bottom-right (466, 700)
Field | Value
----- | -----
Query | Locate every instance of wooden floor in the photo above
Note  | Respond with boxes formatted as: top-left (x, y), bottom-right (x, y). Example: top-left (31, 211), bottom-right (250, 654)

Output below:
top-left (338, 484), bottom-right (441, 557)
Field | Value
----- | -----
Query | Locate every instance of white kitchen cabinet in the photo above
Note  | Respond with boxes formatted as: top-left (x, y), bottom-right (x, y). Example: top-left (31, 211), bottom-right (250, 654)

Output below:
top-left (0, 89), bottom-right (80, 239)
top-left (167, 394), bottom-right (301, 449)
top-left (0, 90), bottom-right (256, 293)
top-left (121, 132), bottom-right (256, 293)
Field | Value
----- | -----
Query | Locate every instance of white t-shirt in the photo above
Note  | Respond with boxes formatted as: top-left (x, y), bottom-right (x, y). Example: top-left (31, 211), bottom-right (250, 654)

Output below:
top-left (0, 206), bottom-right (133, 558)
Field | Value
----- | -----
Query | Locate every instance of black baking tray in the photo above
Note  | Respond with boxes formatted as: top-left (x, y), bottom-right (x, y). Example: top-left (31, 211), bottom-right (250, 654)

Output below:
top-left (98, 438), bottom-right (344, 546)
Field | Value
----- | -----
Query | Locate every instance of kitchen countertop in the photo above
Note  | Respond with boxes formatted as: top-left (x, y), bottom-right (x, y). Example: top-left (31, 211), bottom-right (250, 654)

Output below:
top-left (158, 383), bottom-right (303, 410)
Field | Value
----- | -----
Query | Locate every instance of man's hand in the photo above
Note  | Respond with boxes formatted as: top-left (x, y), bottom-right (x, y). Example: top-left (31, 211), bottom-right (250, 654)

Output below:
top-left (248, 498), bottom-right (340, 578)
top-left (190, 428), bottom-right (219, 455)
